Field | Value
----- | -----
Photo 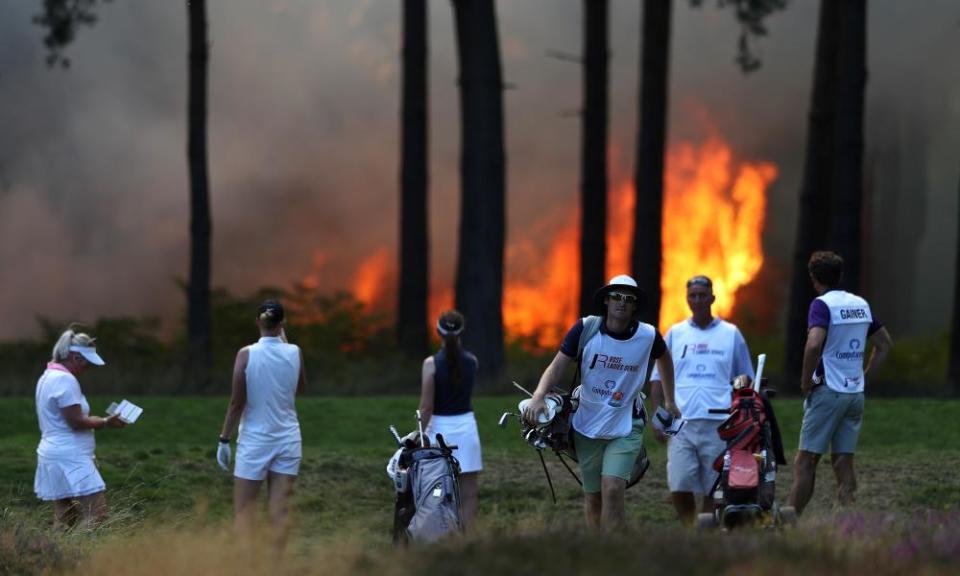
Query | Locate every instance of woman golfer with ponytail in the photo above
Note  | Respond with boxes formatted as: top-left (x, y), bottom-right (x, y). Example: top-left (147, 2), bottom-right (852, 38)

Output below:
top-left (418, 310), bottom-right (482, 531)
top-left (216, 300), bottom-right (306, 550)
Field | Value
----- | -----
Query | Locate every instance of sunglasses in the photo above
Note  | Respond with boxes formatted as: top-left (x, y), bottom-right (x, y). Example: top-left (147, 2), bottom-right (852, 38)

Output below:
top-left (607, 292), bottom-right (638, 304)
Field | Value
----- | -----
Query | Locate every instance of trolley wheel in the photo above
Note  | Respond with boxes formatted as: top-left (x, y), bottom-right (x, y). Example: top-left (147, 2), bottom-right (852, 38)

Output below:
top-left (778, 506), bottom-right (798, 528)
top-left (696, 512), bottom-right (717, 530)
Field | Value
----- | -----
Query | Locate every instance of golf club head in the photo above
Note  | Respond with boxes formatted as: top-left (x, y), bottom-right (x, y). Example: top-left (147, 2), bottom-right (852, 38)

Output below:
top-left (498, 412), bottom-right (513, 428)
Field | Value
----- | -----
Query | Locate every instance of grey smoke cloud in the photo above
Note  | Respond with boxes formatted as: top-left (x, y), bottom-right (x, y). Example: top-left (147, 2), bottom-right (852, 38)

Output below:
top-left (0, 0), bottom-right (957, 339)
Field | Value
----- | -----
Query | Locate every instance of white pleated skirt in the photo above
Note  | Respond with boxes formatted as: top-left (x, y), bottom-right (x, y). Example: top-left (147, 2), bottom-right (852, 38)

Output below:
top-left (34, 454), bottom-right (105, 501)
top-left (425, 412), bottom-right (483, 473)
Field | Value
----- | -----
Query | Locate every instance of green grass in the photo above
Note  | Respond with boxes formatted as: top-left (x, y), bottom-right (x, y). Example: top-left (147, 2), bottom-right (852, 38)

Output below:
top-left (2, 396), bottom-right (960, 574)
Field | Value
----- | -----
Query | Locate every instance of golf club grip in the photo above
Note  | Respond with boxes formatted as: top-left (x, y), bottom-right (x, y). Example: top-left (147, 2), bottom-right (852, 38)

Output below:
top-left (753, 354), bottom-right (767, 393)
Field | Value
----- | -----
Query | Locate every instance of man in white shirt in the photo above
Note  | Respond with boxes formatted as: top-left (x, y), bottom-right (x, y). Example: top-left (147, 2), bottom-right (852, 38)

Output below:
top-left (650, 275), bottom-right (755, 524)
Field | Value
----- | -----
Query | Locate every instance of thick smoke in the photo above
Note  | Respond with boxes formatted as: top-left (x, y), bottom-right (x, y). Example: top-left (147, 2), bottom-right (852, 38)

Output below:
top-left (0, 0), bottom-right (957, 339)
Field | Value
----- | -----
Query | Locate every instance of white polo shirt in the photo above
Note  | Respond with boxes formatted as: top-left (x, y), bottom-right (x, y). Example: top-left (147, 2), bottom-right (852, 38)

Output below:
top-left (35, 363), bottom-right (96, 458)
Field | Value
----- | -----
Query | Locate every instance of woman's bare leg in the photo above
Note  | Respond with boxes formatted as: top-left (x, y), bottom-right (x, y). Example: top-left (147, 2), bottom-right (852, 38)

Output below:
top-left (53, 498), bottom-right (79, 530)
top-left (75, 491), bottom-right (107, 529)
top-left (234, 478), bottom-right (263, 538)
top-left (266, 472), bottom-right (296, 551)
top-left (459, 472), bottom-right (479, 531)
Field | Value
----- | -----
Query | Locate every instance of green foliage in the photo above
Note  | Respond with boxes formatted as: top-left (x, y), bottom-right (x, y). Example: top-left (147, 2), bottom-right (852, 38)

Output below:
top-left (689, 0), bottom-right (789, 72)
top-left (0, 286), bottom-right (955, 396)
top-left (32, 0), bottom-right (111, 68)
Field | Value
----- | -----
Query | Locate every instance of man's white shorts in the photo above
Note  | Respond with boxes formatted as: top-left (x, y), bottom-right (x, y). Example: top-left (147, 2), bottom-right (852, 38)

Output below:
top-left (425, 412), bottom-right (483, 473)
top-left (667, 418), bottom-right (726, 495)
top-left (234, 440), bottom-right (301, 481)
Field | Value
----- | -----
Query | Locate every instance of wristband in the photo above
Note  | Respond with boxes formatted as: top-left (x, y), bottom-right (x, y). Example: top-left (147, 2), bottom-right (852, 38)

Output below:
top-left (219, 436), bottom-right (230, 444)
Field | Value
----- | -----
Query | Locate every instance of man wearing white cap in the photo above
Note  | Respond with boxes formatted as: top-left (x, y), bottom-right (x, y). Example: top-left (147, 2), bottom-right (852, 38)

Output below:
top-left (34, 327), bottom-right (126, 529)
top-left (650, 275), bottom-right (755, 524)
top-left (524, 275), bottom-right (680, 530)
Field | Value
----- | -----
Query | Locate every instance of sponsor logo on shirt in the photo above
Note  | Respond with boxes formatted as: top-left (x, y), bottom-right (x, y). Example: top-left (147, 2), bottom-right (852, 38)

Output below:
top-left (687, 363), bottom-right (717, 379)
top-left (835, 339), bottom-right (865, 361)
top-left (681, 343), bottom-right (727, 359)
top-left (588, 354), bottom-right (640, 373)
top-left (591, 379), bottom-right (626, 407)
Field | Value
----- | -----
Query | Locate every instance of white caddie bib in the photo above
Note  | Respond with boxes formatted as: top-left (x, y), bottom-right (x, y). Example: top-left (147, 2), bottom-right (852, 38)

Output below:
top-left (816, 291), bottom-right (872, 393)
top-left (572, 322), bottom-right (656, 439)
top-left (666, 319), bottom-right (739, 420)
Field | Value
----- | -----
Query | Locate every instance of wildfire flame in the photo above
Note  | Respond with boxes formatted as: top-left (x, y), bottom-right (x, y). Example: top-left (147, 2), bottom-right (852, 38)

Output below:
top-left (307, 134), bottom-right (776, 346)
top-left (351, 247), bottom-right (390, 307)
top-left (658, 138), bottom-right (776, 331)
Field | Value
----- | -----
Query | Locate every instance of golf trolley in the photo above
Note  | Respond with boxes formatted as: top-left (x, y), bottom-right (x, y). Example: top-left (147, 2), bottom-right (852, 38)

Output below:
top-left (387, 411), bottom-right (464, 544)
top-left (697, 354), bottom-right (797, 530)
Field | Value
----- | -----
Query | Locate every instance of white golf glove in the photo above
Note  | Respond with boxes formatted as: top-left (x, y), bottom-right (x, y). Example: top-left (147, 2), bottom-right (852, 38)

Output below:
top-left (216, 441), bottom-right (232, 471)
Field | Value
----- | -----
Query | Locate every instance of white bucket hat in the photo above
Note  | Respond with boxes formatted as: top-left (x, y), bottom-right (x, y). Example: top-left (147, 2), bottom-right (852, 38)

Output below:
top-left (593, 274), bottom-right (646, 310)
top-left (69, 345), bottom-right (105, 366)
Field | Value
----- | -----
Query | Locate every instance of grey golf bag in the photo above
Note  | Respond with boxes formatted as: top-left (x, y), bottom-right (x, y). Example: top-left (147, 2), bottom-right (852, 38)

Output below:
top-left (388, 431), bottom-right (463, 544)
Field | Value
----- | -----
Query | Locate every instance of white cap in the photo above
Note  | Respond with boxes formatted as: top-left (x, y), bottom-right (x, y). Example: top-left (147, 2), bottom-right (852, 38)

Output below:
top-left (69, 345), bottom-right (105, 366)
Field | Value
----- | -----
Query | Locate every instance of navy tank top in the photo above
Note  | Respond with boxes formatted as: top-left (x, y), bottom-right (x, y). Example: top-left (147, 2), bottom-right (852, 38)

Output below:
top-left (433, 347), bottom-right (478, 415)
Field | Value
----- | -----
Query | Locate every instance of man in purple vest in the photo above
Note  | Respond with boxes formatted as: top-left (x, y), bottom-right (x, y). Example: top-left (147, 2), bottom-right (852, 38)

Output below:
top-left (788, 251), bottom-right (893, 515)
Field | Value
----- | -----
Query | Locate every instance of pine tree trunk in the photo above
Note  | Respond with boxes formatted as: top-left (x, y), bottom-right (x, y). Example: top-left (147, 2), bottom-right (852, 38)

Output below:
top-left (632, 0), bottom-right (672, 327)
top-left (186, 0), bottom-right (212, 391)
top-left (949, 165), bottom-right (960, 396)
top-left (398, 0), bottom-right (430, 359)
top-left (785, 0), bottom-right (839, 381)
top-left (829, 0), bottom-right (867, 292)
top-left (452, 0), bottom-right (506, 380)
top-left (579, 0), bottom-right (609, 317)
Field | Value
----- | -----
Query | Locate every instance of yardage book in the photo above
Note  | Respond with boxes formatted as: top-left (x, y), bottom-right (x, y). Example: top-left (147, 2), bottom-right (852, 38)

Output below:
top-left (106, 399), bottom-right (144, 424)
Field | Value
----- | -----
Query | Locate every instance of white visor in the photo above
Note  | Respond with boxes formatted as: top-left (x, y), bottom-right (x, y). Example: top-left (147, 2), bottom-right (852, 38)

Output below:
top-left (69, 345), bottom-right (105, 366)
top-left (436, 321), bottom-right (463, 337)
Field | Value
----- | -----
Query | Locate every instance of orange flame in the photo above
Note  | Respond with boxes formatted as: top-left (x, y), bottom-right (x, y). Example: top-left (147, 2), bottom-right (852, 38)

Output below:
top-left (305, 135), bottom-right (775, 347)
top-left (502, 215), bottom-right (580, 346)
top-left (351, 247), bottom-right (390, 307)
top-left (658, 138), bottom-right (777, 331)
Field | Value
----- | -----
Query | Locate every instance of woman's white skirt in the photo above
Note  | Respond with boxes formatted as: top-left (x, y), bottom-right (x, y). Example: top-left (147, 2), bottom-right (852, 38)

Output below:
top-left (34, 455), bottom-right (105, 501)
top-left (425, 412), bottom-right (483, 473)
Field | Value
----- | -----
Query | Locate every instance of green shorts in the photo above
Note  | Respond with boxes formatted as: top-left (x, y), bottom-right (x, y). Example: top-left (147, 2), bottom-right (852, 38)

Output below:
top-left (574, 419), bottom-right (645, 493)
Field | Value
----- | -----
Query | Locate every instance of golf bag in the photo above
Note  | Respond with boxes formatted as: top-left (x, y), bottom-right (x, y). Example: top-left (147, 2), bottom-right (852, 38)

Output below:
top-left (705, 376), bottom-right (787, 528)
top-left (389, 433), bottom-right (463, 545)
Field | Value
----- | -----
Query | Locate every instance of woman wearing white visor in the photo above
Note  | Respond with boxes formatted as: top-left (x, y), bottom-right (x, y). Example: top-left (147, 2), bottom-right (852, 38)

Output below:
top-left (34, 327), bottom-right (126, 529)
top-left (418, 310), bottom-right (482, 531)
top-left (216, 300), bottom-right (306, 550)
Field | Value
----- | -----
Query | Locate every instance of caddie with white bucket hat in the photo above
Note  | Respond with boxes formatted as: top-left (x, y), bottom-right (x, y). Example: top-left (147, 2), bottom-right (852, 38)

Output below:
top-left (523, 274), bottom-right (680, 530)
